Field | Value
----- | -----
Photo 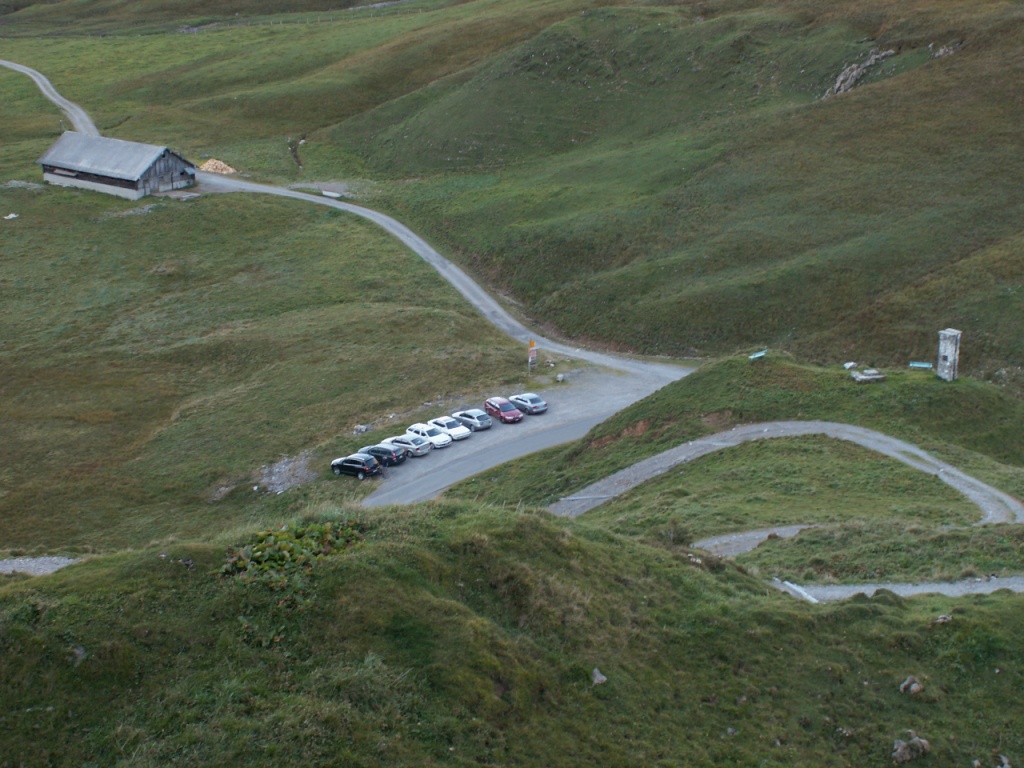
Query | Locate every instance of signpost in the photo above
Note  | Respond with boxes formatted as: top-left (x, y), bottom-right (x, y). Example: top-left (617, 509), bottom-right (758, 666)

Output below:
top-left (528, 339), bottom-right (537, 374)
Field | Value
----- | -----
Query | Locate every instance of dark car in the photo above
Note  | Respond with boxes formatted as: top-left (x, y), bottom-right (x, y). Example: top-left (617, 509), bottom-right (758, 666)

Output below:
top-left (484, 397), bottom-right (524, 424)
top-left (358, 443), bottom-right (408, 467)
top-left (330, 452), bottom-right (382, 480)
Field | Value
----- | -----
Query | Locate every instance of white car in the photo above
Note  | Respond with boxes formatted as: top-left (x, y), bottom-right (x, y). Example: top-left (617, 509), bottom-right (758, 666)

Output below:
top-left (428, 415), bottom-right (472, 441)
top-left (382, 434), bottom-right (432, 457)
top-left (406, 423), bottom-right (453, 449)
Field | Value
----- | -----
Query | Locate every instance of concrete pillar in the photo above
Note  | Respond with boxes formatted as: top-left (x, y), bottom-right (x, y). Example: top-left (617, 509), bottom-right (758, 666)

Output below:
top-left (937, 328), bottom-right (962, 382)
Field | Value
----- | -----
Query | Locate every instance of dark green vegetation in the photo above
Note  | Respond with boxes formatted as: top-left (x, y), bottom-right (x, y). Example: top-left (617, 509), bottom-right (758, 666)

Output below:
top-left (3, 0), bottom-right (1024, 764)
top-left (4, 506), bottom-right (1024, 766)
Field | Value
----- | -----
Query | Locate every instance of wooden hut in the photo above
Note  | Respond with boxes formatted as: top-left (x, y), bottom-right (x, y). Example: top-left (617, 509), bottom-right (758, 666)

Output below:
top-left (37, 132), bottom-right (195, 200)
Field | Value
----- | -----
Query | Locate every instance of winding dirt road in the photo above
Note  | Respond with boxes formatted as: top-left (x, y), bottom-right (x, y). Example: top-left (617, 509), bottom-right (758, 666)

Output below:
top-left (548, 421), bottom-right (1024, 601)
top-left (4, 60), bottom-right (1022, 603)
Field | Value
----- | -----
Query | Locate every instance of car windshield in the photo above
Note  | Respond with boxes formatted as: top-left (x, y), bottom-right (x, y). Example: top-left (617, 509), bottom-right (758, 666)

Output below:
top-left (437, 419), bottom-right (457, 428)
top-left (424, 427), bottom-right (441, 437)
top-left (409, 436), bottom-right (427, 446)
top-left (499, 402), bottom-right (517, 411)
top-left (526, 396), bottom-right (543, 404)
top-left (469, 410), bottom-right (486, 418)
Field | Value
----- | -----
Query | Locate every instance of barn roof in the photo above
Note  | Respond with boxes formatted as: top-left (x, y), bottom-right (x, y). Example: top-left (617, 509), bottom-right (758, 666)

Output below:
top-left (37, 132), bottom-right (193, 181)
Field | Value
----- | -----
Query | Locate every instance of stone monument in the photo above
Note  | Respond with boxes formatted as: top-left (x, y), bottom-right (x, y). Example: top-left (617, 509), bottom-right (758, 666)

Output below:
top-left (937, 328), bottom-right (962, 382)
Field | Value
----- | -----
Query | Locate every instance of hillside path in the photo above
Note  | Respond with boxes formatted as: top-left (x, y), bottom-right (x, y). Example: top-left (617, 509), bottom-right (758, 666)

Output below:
top-left (0, 59), bottom-right (99, 136)
top-left (0, 57), bottom-right (688, 564)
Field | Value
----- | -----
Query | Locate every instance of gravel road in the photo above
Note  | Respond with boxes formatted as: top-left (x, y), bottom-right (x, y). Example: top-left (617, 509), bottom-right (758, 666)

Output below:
top-left (5, 59), bottom-right (1020, 604)
top-left (548, 420), bottom-right (1024, 601)
top-left (0, 59), bottom-right (99, 137)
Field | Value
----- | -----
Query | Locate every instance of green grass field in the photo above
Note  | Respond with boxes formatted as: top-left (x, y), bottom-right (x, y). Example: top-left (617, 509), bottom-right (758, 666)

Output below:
top-left (3, 505), bottom-right (1024, 766)
top-left (2, 0), bottom-right (1024, 764)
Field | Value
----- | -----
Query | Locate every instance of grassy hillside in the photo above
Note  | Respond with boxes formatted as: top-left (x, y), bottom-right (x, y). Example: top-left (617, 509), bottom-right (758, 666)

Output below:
top-left (338, 0), bottom-right (1024, 373)
top-left (3, 505), bottom-right (1024, 766)
top-left (0, 181), bottom-right (531, 553)
top-left (3, 2), bottom-right (1024, 765)
top-left (3, 0), bottom-right (1022, 375)
top-left (447, 355), bottom-right (1024, 583)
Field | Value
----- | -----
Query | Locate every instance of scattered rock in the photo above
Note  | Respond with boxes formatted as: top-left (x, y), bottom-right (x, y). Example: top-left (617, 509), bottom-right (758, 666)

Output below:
top-left (972, 756), bottom-right (1011, 768)
top-left (930, 41), bottom-right (962, 59)
top-left (932, 614), bottom-right (953, 625)
top-left (256, 450), bottom-right (318, 494)
top-left (592, 667), bottom-right (607, 685)
top-left (68, 645), bottom-right (87, 667)
top-left (824, 49), bottom-right (896, 98)
top-left (4, 213), bottom-right (18, 220)
top-left (892, 731), bottom-right (930, 763)
top-left (353, 424), bottom-right (372, 435)
top-left (899, 675), bottom-right (924, 695)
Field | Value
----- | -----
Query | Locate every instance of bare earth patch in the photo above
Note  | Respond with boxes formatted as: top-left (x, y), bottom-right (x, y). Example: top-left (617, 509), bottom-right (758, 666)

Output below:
top-left (256, 450), bottom-right (319, 494)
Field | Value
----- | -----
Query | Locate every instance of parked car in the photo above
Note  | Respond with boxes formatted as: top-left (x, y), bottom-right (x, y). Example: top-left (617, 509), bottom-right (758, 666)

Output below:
top-left (331, 453), bottom-right (382, 480)
top-left (452, 408), bottom-right (493, 431)
top-left (509, 392), bottom-right (548, 415)
top-left (382, 434), bottom-right (432, 457)
top-left (428, 415), bottom-right (472, 441)
top-left (406, 423), bottom-right (453, 448)
top-left (358, 443), bottom-right (408, 467)
top-left (484, 397), bottom-right (524, 424)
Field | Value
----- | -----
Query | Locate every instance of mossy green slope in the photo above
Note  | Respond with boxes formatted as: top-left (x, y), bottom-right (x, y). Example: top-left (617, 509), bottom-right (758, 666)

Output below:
top-left (3, 505), bottom-right (1024, 766)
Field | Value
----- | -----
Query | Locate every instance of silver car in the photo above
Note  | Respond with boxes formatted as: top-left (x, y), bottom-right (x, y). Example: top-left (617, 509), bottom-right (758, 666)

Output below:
top-left (509, 392), bottom-right (548, 415)
top-left (452, 408), bottom-right (493, 431)
top-left (382, 434), bottom-right (432, 457)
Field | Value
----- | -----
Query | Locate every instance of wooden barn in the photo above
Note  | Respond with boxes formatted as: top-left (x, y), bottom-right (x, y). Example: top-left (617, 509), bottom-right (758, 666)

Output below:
top-left (37, 131), bottom-right (196, 200)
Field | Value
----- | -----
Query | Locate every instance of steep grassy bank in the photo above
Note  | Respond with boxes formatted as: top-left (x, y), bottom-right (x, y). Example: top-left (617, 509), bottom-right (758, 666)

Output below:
top-left (341, 0), bottom-right (1024, 371)
top-left (2, 504), bottom-right (1023, 766)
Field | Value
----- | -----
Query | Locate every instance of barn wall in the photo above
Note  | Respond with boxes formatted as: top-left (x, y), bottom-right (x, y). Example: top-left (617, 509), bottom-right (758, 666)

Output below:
top-left (42, 172), bottom-right (146, 200)
top-left (142, 153), bottom-right (195, 195)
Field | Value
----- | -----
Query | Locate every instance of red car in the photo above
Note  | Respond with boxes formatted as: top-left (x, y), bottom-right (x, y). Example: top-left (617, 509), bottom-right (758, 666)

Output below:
top-left (484, 397), bottom-right (524, 424)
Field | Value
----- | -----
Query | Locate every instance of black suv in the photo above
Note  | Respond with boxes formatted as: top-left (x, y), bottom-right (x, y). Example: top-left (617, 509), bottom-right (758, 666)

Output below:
top-left (330, 453), bottom-right (382, 480)
top-left (358, 443), bottom-right (408, 467)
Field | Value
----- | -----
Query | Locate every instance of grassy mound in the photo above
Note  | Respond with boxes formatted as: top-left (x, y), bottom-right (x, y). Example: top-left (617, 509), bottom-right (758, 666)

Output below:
top-left (448, 356), bottom-right (1024, 508)
top-left (3, 504), bottom-right (1024, 765)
